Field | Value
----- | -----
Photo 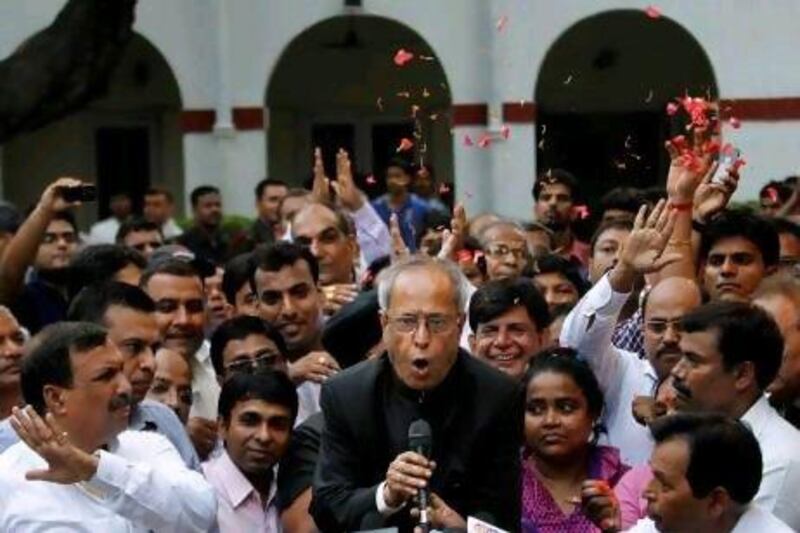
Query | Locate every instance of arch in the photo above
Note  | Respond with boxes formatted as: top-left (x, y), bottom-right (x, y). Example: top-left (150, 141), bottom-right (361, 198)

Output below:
top-left (265, 14), bottom-right (453, 198)
top-left (534, 9), bottom-right (717, 213)
top-left (2, 32), bottom-right (184, 227)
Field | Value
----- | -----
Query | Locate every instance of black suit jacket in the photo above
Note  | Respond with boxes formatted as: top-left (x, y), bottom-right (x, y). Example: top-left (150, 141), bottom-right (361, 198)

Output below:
top-left (311, 350), bottom-right (522, 532)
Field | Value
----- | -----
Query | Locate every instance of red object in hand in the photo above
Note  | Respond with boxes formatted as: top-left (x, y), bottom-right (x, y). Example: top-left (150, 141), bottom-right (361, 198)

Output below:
top-left (393, 49), bottom-right (414, 67)
top-left (396, 138), bottom-right (414, 152)
top-left (644, 5), bottom-right (662, 18)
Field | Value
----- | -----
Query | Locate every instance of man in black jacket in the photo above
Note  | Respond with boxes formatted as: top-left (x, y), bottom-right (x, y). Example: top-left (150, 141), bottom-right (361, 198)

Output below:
top-left (311, 256), bottom-right (522, 531)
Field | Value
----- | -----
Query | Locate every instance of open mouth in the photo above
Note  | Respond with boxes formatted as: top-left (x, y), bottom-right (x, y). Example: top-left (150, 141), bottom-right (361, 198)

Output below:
top-left (412, 358), bottom-right (430, 371)
top-left (489, 353), bottom-right (519, 363)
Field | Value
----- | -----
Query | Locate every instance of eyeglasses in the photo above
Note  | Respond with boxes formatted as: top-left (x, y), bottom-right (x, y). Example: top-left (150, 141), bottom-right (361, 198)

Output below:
top-left (386, 313), bottom-right (457, 334)
top-left (224, 350), bottom-right (282, 375)
top-left (485, 244), bottom-right (528, 260)
top-left (645, 318), bottom-right (682, 335)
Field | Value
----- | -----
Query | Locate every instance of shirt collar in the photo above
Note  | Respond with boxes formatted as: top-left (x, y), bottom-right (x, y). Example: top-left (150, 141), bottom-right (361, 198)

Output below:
top-left (740, 395), bottom-right (772, 440)
top-left (217, 450), bottom-right (277, 509)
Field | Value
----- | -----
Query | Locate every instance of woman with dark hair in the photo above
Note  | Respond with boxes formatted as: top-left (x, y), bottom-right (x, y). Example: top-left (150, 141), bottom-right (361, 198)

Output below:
top-left (521, 348), bottom-right (629, 532)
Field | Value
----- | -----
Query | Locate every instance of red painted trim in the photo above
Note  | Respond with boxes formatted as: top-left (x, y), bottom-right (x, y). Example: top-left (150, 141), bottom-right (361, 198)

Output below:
top-left (720, 98), bottom-right (800, 121)
top-left (452, 104), bottom-right (488, 126)
top-left (503, 101), bottom-right (537, 123)
top-left (233, 107), bottom-right (264, 130)
top-left (180, 110), bottom-right (216, 133)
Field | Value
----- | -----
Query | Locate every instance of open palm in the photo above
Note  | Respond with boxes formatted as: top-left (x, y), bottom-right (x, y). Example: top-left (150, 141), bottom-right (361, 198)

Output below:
top-left (620, 200), bottom-right (681, 273)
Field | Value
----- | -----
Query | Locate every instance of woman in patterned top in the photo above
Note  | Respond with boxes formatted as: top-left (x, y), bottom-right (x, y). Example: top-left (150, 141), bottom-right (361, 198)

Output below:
top-left (521, 348), bottom-right (629, 532)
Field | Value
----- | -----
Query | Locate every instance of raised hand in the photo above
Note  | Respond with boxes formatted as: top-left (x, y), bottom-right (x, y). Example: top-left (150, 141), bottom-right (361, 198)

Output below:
top-left (311, 147), bottom-right (332, 204)
top-left (330, 148), bottom-right (365, 211)
top-left (437, 203), bottom-right (466, 261)
top-left (618, 200), bottom-right (680, 274)
top-left (38, 177), bottom-right (86, 215)
top-left (389, 213), bottom-right (410, 262)
top-left (693, 162), bottom-right (739, 223)
top-left (10, 406), bottom-right (99, 484)
top-left (665, 132), bottom-right (717, 204)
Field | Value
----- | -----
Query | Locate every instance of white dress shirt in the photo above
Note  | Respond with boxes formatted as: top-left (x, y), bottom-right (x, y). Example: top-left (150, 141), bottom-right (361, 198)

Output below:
top-left (350, 201), bottom-right (392, 267)
top-left (741, 395), bottom-right (800, 530)
top-left (560, 274), bottom-right (657, 465)
top-left (162, 218), bottom-right (184, 240)
top-left (88, 217), bottom-right (122, 244)
top-left (626, 504), bottom-right (792, 532)
top-left (0, 430), bottom-right (216, 532)
top-left (296, 381), bottom-right (320, 427)
top-left (190, 340), bottom-right (222, 420)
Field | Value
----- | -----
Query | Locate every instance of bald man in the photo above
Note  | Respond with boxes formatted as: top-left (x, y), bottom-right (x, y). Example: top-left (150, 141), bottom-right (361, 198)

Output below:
top-left (560, 205), bottom-right (700, 464)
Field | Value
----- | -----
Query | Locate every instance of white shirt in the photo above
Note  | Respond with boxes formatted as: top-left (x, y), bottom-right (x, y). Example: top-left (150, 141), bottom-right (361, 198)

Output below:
top-left (741, 395), bottom-right (800, 530)
top-left (0, 430), bottom-right (216, 532)
top-left (88, 217), bottom-right (122, 244)
top-left (190, 340), bottom-right (222, 420)
top-left (350, 201), bottom-right (392, 267)
top-left (162, 218), bottom-right (184, 240)
top-left (296, 381), bottom-right (320, 427)
top-left (626, 504), bottom-right (792, 532)
top-left (560, 274), bottom-right (657, 465)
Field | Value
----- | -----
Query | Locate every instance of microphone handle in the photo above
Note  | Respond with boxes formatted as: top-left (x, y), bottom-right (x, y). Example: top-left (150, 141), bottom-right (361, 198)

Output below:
top-left (414, 445), bottom-right (432, 530)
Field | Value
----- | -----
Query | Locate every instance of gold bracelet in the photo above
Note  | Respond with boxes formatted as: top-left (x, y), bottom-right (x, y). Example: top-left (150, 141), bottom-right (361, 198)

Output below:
top-left (668, 239), bottom-right (692, 247)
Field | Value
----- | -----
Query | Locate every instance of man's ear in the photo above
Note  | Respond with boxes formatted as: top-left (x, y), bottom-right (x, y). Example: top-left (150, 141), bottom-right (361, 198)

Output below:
top-left (705, 487), bottom-right (731, 520)
top-left (379, 310), bottom-right (388, 330)
top-left (42, 385), bottom-right (67, 416)
top-left (733, 361), bottom-right (757, 393)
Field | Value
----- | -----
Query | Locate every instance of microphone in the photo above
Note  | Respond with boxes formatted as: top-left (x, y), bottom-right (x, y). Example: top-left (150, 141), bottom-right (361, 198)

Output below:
top-left (408, 419), bottom-right (433, 532)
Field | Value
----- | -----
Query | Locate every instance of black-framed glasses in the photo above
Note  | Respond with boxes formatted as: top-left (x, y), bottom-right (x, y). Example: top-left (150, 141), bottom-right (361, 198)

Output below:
top-left (386, 313), bottom-right (457, 334)
top-left (224, 349), bottom-right (282, 375)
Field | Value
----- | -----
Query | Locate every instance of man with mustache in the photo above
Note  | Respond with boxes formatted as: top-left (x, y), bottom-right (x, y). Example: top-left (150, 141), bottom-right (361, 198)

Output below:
top-left (670, 300), bottom-right (800, 530)
top-left (141, 257), bottom-right (221, 460)
top-left (67, 281), bottom-right (200, 469)
top-left (560, 201), bottom-right (702, 465)
top-left (178, 185), bottom-right (244, 265)
top-left (0, 307), bottom-right (27, 452)
top-left (532, 168), bottom-right (590, 267)
top-left (0, 322), bottom-right (215, 531)
top-left (479, 220), bottom-right (531, 282)
top-left (700, 210), bottom-right (778, 302)
top-left (252, 243), bottom-right (339, 415)
top-left (203, 371), bottom-right (297, 532)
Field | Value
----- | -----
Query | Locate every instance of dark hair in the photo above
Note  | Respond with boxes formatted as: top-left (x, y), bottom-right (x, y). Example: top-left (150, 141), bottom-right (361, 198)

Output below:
top-left (210, 315), bottom-right (287, 376)
top-left (255, 178), bottom-right (288, 200)
top-left (523, 347), bottom-right (604, 420)
top-left (218, 370), bottom-right (298, 424)
top-left (252, 242), bottom-right (319, 286)
top-left (759, 180), bottom-right (793, 204)
top-left (469, 278), bottom-right (551, 332)
top-left (416, 209), bottom-right (452, 250)
top-left (21, 322), bottom-right (108, 414)
top-left (141, 258), bottom-right (203, 289)
top-left (68, 244), bottom-right (146, 299)
top-left (145, 186), bottom-right (174, 203)
top-left (48, 210), bottom-right (79, 234)
top-left (528, 254), bottom-right (590, 296)
top-left (67, 281), bottom-right (155, 324)
top-left (679, 301), bottom-right (783, 390)
top-left (772, 217), bottom-right (800, 241)
top-left (590, 219), bottom-right (634, 256)
top-left (223, 252), bottom-right (256, 305)
top-left (386, 157), bottom-right (413, 176)
top-left (700, 210), bottom-right (780, 268)
top-left (650, 413), bottom-right (762, 504)
top-left (190, 186), bottom-right (220, 208)
top-left (600, 187), bottom-right (646, 216)
top-left (116, 217), bottom-right (163, 244)
top-left (532, 168), bottom-right (578, 200)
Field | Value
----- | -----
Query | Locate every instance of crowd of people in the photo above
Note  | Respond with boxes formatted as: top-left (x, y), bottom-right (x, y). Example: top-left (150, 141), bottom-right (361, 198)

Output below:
top-left (0, 112), bottom-right (800, 533)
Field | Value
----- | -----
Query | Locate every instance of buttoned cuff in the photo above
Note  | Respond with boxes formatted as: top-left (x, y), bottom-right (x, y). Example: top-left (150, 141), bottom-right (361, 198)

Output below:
top-left (375, 481), bottom-right (405, 516)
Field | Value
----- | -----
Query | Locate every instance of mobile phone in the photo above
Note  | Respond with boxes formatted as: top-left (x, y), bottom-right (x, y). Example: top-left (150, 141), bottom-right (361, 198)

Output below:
top-left (712, 148), bottom-right (740, 184)
top-left (58, 184), bottom-right (97, 202)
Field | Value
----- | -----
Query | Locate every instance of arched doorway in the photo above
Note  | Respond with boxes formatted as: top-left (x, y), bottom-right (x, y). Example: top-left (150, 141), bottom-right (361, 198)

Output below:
top-left (266, 15), bottom-right (452, 198)
top-left (2, 33), bottom-right (183, 227)
top-left (535, 10), bottom-right (717, 210)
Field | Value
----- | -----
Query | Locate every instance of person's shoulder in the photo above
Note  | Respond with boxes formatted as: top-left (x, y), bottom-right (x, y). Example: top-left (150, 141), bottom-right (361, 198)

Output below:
top-left (460, 351), bottom-right (519, 399)
top-left (326, 356), bottom-right (384, 389)
top-left (117, 428), bottom-right (174, 454)
top-left (739, 504), bottom-right (795, 532)
top-left (762, 401), bottom-right (800, 454)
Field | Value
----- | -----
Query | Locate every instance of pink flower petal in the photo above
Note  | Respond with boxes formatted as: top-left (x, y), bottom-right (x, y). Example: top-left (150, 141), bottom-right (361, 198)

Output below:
top-left (645, 6), bottom-right (662, 19)
top-left (393, 49), bottom-right (414, 67)
top-left (396, 138), bottom-right (414, 152)
top-left (500, 125), bottom-right (510, 139)
top-left (463, 134), bottom-right (474, 147)
top-left (729, 117), bottom-right (741, 129)
top-left (496, 15), bottom-right (508, 32)
top-left (477, 134), bottom-right (491, 148)
top-left (438, 183), bottom-right (451, 194)
top-left (365, 174), bottom-right (376, 185)
top-left (666, 102), bottom-right (679, 116)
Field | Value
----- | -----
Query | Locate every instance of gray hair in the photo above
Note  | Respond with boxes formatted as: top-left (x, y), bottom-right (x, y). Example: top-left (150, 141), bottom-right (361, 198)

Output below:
top-left (377, 256), bottom-right (470, 312)
top-left (477, 219), bottom-right (527, 248)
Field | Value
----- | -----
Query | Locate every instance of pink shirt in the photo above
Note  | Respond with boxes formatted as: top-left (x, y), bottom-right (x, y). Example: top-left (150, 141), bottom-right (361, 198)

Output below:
top-left (614, 464), bottom-right (652, 529)
top-left (202, 450), bottom-right (280, 533)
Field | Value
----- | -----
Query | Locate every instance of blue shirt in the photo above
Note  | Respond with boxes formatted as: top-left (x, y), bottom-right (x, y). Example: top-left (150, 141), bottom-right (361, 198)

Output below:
top-left (371, 193), bottom-right (431, 251)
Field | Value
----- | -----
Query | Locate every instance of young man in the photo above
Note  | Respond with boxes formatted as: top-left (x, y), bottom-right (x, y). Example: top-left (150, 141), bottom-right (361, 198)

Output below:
top-left (178, 185), bottom-right (231, 264)
top-left (203, 371), bottom-right (297, 532)
top-left (532, 168), bottom-right (589, 266)
top-left (251, 178), bottom-right (288, 246)
top-left (671, 301), bottom-right (800, 529)
top-left (0, 307), bottom-right (26, 451)
top-left (88, 193), bottom-right (132, 244)
top-left (222, 252), bottom-right (260, 318)
top-left (529, 253), bottom-right (587, 313)
top-left (143, 186), bottom-right (182, 239)
top-left (468, 278), bottom-right (551, 381)
top-left (0, 322), bottom-right (216, 530)
top-left (700, 210), bottom-right (779, 302)
top-left (68, 244), bottom-right (147, 297)
top-left (116, 217), bottom-right (164, 260)
top-left (371, 158), bottom-right (431, 251)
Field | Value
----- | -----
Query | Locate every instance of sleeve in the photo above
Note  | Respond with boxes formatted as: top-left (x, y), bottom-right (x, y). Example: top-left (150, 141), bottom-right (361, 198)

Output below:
top-left (310, 382), bottom-right (385, 531)
top-left (350, 202), bottom-right (391, 265)
top-left (766, 457), bottom-right (800, 531)
top-left (614, 466), bottom-right (650, 529)
top-left (559, 274), bottom-right (634, 410)
top-left (152, 404), bottom-right (202, 472)
top-left (468, 384), bottom-right (523, 530)
top-left (84, 434), bottom-right (217, 532)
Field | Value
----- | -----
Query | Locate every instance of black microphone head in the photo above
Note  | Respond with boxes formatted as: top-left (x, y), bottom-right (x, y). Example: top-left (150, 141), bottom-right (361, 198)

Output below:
top-left (408, 418), bottom-right (432, 456)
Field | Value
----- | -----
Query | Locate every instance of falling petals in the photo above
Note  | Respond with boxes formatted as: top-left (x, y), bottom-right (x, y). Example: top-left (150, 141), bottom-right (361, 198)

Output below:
top-left (573, 205), bottom-right (591, 220)
top-left (767, 187), bottom-right (779, 202)
top-left (563, 74), bottom-right (573, 85)
top-left (500, 125), bottom-right (510, 139)
top-left (477, 134), bottom-right (491, 148)
top-left (422, 87), bottom-right (431, 98)
top-left (396, 138), bottom-right (414, 152)
top-left (666, 102), bottom-right (679, 116)
top-left (438, 183), bottom-right (451, 195)
top-left (463, 134), bottom-right (474, 147)
top-left (411, 105), bottom-right (420, 118)
top-left (729, 117), bottom-right (741, 129)
top-left (393, 49), bottom-right (414, 67)
top-left (496, 15), bottom-right (508, 32)
top-left (644, 5), bottom-right (662, 19)
top-left (396, 91), bottom-right (411, 98)
top-left (365, 174), bottom-right (376, 186)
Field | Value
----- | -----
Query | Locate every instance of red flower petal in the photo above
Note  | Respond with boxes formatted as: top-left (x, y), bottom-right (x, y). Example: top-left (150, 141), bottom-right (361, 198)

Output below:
top-left (644, 5), bottom-right (662, 18)
top-left (396, 138), bottom-right (414, 152)
top-left (463, 134), bottom-right (474, 147)
top-left (729, 117), bottom-right (741, 129)
top-left (496, 15), bottom-right (508, 32)
top-left (438, 183), bottom-right (451, 194)
top-left (500, 125), bottom-right (510, 139)
top-left (365, 174), bottom-right (376, 185)
top-left (393, 49), bottom-right (414, 67)
top-left (477, 134), bottom-right (491, 148)
top-left (666, 102), bottom-right (679, 116)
